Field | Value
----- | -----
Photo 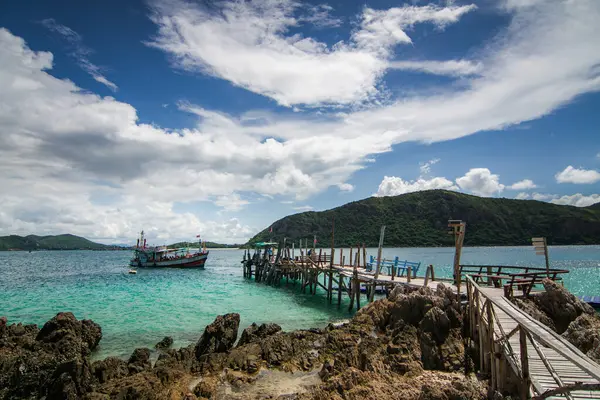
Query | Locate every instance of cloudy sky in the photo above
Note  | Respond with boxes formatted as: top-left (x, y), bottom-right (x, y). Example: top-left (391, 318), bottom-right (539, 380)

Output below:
top-left (1, 0), bottom-right (599, 244)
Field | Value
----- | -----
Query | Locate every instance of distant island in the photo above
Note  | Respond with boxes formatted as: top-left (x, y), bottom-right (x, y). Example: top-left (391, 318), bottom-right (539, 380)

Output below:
top-left (0, 234), bottom-right (128, 251)
top-left (247, 190), bottom-right (600, 247)
top-left (167, 241), bottom-right (242, 249)
top-left (0, 234), bottom-right (241, 251)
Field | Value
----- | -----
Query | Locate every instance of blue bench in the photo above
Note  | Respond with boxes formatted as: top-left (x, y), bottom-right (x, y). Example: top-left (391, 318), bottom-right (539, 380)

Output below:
top-left (367, 256), bottom-right (421, 278)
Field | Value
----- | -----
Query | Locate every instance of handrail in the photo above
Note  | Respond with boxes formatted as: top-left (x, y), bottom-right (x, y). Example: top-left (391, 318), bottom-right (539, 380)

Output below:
top-left (461, 264), bottom-right (568, 273)
top-left (466, 275), bottom-right (600, 399)
top-left (467, 275), bottom-right (600, 380)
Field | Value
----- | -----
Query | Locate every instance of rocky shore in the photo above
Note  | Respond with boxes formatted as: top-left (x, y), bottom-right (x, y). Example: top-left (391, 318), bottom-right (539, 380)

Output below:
top-left (1, 279), bottom-right (598, 400)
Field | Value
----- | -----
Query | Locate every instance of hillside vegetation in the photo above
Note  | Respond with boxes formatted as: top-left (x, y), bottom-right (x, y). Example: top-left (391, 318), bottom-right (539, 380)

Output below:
top-left (247, 190), bottom-right (600, 247)
top-left (167, 241), bottom-right (241, 249)
top-left (0, 234), bottom-right (117, 251)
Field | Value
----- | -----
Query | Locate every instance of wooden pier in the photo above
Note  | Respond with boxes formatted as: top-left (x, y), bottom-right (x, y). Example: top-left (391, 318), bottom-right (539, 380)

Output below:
top-left (467, 275), bottom-right (600, 399)
top-left (241, 219), bottom-right (600, 398)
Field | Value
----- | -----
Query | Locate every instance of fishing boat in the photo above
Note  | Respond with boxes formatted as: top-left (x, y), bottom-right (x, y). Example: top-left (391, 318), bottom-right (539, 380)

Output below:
top-left (129, 231), bottom-right (209, 268)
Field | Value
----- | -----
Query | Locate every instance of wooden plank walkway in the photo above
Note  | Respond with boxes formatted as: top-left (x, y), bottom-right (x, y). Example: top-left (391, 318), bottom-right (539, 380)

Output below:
top-left (471, 280), bottom-right (600, 399)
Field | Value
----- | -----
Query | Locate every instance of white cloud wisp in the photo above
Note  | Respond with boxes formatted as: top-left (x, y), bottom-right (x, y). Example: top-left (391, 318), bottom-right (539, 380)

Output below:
top-left (147, 0), bottom-right (475, 107)
top-left (2, 0), bottom-right (600, 241)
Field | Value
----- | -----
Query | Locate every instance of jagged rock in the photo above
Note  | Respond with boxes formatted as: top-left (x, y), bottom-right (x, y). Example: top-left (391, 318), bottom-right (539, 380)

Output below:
top-left (0, 313), bottom-right (99, 399)
top-left (512, 298), bottom-right (557, 331)
top-left (92, 356), bottom-right (129, 383)
top-left (562, 313), bottom-right (600, 363)
top-left (534, 278), bottom-right (594, 333)
top-left (195, 313), bottom-right (240, 359)
top-left (36, 312), bottom-right (102, 357)
top-left (128, 348), bottom-right (152, 374)
top-left (0, 316), bottom-right (7, 337)
top-left (193, 375), bottom-right (219, 398)
top-left (225, 342), bottom-right (262, 372)
top-left (388, 288), bottom-right (442, 327)
top-left (155, 336), bottom-right (174, 349)
top-left (238, 323), bottom-right (282, 346)
top-left (420, 307), bottom-right (450, 344)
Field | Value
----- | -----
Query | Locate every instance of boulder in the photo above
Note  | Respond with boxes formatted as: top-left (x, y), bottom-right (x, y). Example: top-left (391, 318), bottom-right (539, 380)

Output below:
top-left (420, 307), bottom-right (450, 344)
top-left (92, 356), bottom-right (129, 383)
top-left (534, 279), bottom-right (594, 333)
top-left (155, 336), bottom-right (174, 349)
top-left (512, 298), bottom-right (557, 331)
top-left (562, 313), bottom-right (600, 362)
top-left (128, 348), bottom-right (152, 374)
top-left (36, 312), bottom-right (102, 356)
top-left (238, 323), bottom-right (282, 346)
top-left (195, 313), bottom-right (240, 359)
top-left (0, 313), bottom-right (100, 399)
top-left (388, 289), bottom-right (442, 327)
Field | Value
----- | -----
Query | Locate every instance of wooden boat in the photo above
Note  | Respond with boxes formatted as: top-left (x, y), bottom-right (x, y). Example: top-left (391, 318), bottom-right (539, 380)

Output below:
top-left (129, 231), bottom-right (209, 268)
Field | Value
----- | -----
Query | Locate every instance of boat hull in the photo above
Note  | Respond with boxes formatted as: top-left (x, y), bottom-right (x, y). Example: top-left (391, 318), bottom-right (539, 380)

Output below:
top-left (129, 252), bottom-right (209, 268)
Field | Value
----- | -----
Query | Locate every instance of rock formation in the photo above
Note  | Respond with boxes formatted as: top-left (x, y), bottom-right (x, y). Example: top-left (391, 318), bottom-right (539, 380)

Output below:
top-left (1, 284), bottom-right (491, 400)
top-left (513, 278), bottom-right (600, 364)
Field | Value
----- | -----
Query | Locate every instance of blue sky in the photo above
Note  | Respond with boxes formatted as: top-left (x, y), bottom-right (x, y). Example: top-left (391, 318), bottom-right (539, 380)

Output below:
top-left (0, 0), bottom-right (599, 244)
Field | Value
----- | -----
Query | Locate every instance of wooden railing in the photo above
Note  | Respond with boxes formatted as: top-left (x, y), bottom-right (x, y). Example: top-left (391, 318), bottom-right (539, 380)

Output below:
top-left (466, 276), bottom-right (600, 399)
top-left (460, 265), bottom-right (569, 298)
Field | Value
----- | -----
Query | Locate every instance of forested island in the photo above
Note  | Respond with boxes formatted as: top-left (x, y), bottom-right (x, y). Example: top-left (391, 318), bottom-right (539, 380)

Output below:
top-left (247, 190), bottom-right (600, 247)
top-left (0, 234), bottom-right (126, 251)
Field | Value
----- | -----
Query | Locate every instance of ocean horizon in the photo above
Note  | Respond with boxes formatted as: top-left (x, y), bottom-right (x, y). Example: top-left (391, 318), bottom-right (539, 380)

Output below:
top-left (2, 245), bottom-right (599, 359)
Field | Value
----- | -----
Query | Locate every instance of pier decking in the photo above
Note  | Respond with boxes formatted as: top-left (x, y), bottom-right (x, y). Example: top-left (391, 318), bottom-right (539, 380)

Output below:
top-left (468, 276), bottom-right (600, 399)
top-left (241, 242), bottom-right (600, 399)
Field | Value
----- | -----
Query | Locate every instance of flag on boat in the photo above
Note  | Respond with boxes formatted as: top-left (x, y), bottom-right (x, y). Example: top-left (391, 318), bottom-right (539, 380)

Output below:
top-left (313, 235), bottom-right (317, 246)
top-left (269, 226), bottom-right (273, 233)
top-left (196, 234), bottom-right (201, 238)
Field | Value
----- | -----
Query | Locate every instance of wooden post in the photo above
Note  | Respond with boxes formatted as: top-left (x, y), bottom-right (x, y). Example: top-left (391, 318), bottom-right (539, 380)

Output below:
top-left (349, 245), bottom-right (353, 269)
top-left (370, 226), bottom-right (386, 303)
top-left (424, 265), bottom-right (430, 286)
top-left (354, 269), bottom-right (360, 310)
top-left (362, 244), bottom-right (367, 269)
top-left (338, 273), bottom-right (343, 307)
top-left (520, 327), bottom-right (530, 400)
top-left (478, 296), bottom-right (485, 373)
top-left (430, 265), bottom-right (435, 281)
top-left (449, 220), bottom-right (466, 297)
top-left (356, 245), bottom-right (361, 268)
top-left (348, 274), bottom-right (355, 312)
top-left (487, 265), bottom-right (492, 286)
top-left (487, 302), bottom-right (496, 391)
top-left (407, 266), bottom-right (412, 283)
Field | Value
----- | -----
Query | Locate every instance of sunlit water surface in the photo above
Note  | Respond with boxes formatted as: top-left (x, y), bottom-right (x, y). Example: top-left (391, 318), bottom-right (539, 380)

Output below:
top-left (1, 246), bottom-right (598, 358)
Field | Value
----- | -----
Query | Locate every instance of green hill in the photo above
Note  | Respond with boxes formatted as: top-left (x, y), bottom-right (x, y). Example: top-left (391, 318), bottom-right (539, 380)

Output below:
top-left (0, 234), bottom-right (114, 251)
top-left (167, 241), bottom-right (241, 249)
top-left (246, 190), bottom-right (600, 247)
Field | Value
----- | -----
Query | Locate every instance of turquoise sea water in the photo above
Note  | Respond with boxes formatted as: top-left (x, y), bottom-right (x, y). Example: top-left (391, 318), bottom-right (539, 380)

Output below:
top-left (1, 246), bottom-right (599, 359)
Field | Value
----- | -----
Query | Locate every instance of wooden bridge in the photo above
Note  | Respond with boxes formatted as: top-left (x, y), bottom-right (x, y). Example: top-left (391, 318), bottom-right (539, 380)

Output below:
top-left (242, 244), bottom-right (600, 399)
top-left (467, 275), bottom-right (600, 399)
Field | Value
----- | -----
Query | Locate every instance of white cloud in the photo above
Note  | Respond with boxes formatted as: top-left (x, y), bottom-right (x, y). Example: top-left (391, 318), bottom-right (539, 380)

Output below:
top-left (375, 176), bottom-right (458, 197)
top-left (2, 0), bottom-right (600, 242)
top-left (293, 205), bottom-right (313, 212)
top-left (388, 59), bottom-right (482, 77)
top-left (555, 166), bottom-right (600, 184)
top-left (419, 158), bottom-right (440, 175)
top-left (516, 191), bottom-right (599, 207)
top-left (338, 183), bottom-right (354, 192)
top-left (550, 193), bottom-right (600, 207)
top-left (508, 179), bottom-right (537, 190)
top-left (352, 4), bottom-right (476, 51)
top-left (455, 168), bottom-right (505, 196)
top-left (515, 192), bottom-right (530, 200)
top-left (147, 0), bottom-right (475, 107)
top-left (214, 193), bottom-right (250, 212)
top-left (40, 18), bottom-right (118, 92)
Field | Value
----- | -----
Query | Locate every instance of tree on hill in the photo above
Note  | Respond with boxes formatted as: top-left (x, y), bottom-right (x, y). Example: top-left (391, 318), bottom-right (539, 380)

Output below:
top-left (246, 190), bottom-right (600, 247)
